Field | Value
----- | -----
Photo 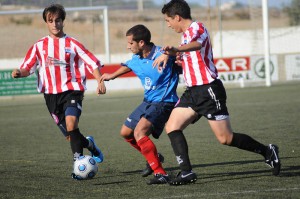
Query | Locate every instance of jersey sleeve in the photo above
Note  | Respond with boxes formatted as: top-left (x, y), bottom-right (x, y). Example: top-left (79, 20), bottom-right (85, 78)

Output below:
top-left (122, 56), bottom-right (136, 70)
top-left (71, 39), bottom-right (103, 74)
top-left (190, 22), bottom-right (208, 45)
top-left (19, 44), bottom-right (39, 75)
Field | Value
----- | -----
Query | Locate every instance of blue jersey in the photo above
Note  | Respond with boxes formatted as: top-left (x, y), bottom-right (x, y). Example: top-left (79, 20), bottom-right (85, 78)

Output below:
top-left (123, 45), bottom-right (179, 103)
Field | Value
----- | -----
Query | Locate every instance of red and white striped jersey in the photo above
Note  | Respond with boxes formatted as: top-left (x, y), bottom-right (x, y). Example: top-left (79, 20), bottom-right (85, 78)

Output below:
top-left (180, 22), bottom-right (218, 87)
top-left (19, 35), bottom-right (103, 94)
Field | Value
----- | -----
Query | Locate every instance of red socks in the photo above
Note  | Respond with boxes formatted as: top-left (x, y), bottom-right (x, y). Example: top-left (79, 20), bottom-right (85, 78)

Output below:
top-left (125, 137), bottom-right (141, 152)
top-left (137, 136), bottom-right (166, 175)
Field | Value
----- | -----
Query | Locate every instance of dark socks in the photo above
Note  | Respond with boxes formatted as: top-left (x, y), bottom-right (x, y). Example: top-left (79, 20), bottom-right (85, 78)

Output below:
top-left (168, 130), bottom-right (192, 172)
top-left (230, 132), bottom-right (267, 157)
top-left (69, 128), bottom-right (89, 159)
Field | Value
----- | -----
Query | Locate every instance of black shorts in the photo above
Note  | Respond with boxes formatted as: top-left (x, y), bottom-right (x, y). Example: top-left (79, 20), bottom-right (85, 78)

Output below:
top-left (176, 79), bottom-right (229, 122)
top-left (44, 91), bottom-right (84, 125)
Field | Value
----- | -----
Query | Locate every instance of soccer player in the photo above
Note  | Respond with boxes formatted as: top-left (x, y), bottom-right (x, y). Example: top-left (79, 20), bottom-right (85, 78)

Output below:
top-left (11, 4), bottom-right (106, 180)
top-left (100, 24), bottom-right (180, 185)
top-left (153, 0), bottom-right (281, 185)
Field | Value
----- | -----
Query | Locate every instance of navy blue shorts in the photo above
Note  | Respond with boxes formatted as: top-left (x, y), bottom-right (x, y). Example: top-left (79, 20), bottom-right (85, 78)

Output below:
top-left (124, 101), bottom-right (175, 139)
top-left (176, 79), bottom-right (229, 122)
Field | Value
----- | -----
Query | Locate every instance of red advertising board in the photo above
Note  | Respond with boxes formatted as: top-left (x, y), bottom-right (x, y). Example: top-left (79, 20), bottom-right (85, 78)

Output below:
top-left (87, 57), bottom-right (251, 80)
top-left (215, 57), bottom-right (250, 72)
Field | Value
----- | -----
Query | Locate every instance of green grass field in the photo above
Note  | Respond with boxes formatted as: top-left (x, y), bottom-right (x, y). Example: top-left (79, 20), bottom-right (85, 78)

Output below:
top-left (0, 83), bottom-right (299, 199)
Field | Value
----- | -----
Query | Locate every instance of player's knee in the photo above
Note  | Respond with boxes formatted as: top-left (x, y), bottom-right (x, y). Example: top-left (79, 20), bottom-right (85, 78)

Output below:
top-left (120, 129), bottom-right (131, 138)
top-left (120, 125), bottom-right (134, 138)
top-left (165, 122), bottom-right (174, 133)
top-left (216, 135), bottom-right (232, 145)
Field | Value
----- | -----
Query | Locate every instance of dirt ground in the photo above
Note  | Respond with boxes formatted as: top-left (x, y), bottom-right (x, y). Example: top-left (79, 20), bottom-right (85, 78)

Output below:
top-left (0, 8), bottom-right (289, 59)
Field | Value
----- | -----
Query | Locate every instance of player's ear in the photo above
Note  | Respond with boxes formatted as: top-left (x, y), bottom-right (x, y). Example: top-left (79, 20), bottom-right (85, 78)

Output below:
top-left (175, 15), bottom-right (180, 22)
top-left (139, 40), bottom-right (145, 47)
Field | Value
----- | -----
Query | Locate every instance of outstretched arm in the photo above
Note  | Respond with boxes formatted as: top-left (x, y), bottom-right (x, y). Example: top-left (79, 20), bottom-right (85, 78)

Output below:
top-left (153, 41), bottom-right (202, 69)
top-left (99, 65), bottom-right (131, 82)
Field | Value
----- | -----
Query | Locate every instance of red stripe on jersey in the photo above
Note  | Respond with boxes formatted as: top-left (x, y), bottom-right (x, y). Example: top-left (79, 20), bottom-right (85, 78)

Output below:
top-left (54, 39), bottom-right (62, 93)
top-left (35, 46), bottom-right (43, 93)
top-left (65, 37), bottom-right (74, 91)
top-left (44, 38), bottom-right (53, 94)
top-left (201, 38), bottom-right (209, 84)
top-left (197, 23), bottom-right (209, 84)
top-left (182, 22), bottom-right (217, 86)
top-left (186, 29), bottom-right (198, 85)
top-left (18, 35), bottom-right (101, 94)
top-left (20, 46), bottom-right (36, 71)
top-left (73, 49), bottom-right (84, 91)
top-left (71, 38), bottom-right (101, 72)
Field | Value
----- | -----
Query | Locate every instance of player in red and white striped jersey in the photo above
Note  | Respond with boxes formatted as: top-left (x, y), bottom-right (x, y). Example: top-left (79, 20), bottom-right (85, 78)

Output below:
top-left (154, 0), bottom-right (280, 185)
top-left (11, 4), bottom-right (106, 179)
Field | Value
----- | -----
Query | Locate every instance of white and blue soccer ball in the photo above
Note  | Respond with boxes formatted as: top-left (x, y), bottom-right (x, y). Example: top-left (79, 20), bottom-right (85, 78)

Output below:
top-left (73, 155), bottom-right (98, 180)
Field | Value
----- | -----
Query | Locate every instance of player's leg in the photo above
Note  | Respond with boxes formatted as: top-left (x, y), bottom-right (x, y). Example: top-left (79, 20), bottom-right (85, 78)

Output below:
top-left (165, 107), bottom-right (198, 185)
top-left (134, 117), bottom-right (169, 184)
top-left (209, 118), bottom-right (281, 175)
top-left (63, 92), bottom-right (103, 163)
top-left (121, 124), bottom-right (140, 151)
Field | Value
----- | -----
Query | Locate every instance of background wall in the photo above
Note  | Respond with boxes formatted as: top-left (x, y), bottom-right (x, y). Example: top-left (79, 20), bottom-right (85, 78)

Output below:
top-left (0, 0), bottom-right (299, 96)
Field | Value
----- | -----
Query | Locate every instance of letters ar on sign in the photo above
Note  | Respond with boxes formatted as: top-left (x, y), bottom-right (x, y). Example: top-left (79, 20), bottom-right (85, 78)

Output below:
top-left (215, 57), bottom-right (250, 72)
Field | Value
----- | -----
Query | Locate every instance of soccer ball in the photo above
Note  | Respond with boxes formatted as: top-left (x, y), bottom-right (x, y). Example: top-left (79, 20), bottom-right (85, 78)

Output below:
top-left (73, 155), bottom-right (98, 180)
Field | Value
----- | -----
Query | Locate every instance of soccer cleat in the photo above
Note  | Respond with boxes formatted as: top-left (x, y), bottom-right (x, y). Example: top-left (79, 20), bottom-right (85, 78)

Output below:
top-left (169, 171), bottom-right (197, 186)
top-left (141, 153), bottom-right (165, 177)
top-left (86, 136), bottom-right (104, 163)
top-left (147, 174), bottom-right (170, 185)
top-left (265, 144), bottom-right (281, 176)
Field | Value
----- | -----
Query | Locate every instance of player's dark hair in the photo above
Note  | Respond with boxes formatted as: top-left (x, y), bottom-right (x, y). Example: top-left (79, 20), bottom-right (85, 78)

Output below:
top-left (126, 24), bottom-right (151, 45)
top-left (162, 0), bottom-right (192, 20)
top-left (43, 4), bottom-right (66, 22)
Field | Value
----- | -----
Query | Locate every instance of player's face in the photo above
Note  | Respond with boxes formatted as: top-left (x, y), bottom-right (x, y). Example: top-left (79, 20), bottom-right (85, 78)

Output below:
top-left (126, 35), bottom-right (142, 54)
top-left (46, 13), bottom-right (64, 38)
top-left (164, 15), bottom-right (182, 33)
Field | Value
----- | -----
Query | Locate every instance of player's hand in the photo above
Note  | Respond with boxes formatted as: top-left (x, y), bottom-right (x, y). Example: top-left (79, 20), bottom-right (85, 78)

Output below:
top-left (162, 46), bottom-right (178, 56)
top-left (153, 54), bottom-right (169, 70)
top-left (175, 54), bottom-right (183, 67)
top-left (99, 73), bottom-right (113, 82)
top-left (11, 69), bottom-right (21, 78)
top-left (96, 80), bottom-right (106, 95)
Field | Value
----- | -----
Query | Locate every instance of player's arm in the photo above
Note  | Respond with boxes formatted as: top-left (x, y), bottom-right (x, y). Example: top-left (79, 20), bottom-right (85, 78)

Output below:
top-left (11, 68), bottom-right (30, 78)
top-left (92, 67), bottom-right (106, 95)
top-left (153, 41), bottom-right (202, 68)
top-left (99, 65), bottom-right (131, 82)
top-left (176, 41), bottom-right (202, 52)
top-left (164, 41), bottom-right (202, 54)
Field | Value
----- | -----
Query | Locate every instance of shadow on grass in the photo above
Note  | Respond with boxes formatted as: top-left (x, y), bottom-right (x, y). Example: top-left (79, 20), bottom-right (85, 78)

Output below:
top-left (94, 180), bottom-right (131, 186)
top-left (121, 156), bottom-right (300, 179)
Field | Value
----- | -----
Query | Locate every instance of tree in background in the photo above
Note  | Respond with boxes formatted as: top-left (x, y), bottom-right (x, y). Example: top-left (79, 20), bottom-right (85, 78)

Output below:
top-left (284, 0), bottom-right (300, 25)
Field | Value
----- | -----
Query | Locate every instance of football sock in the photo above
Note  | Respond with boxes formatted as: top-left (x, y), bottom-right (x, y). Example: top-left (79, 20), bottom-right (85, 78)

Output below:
top-left (230, 132), bottom-right (267, 157)
top-left (168, 130), bottom-right (192, 172)
top-left (125, 137), bottom-right (141, 152)
top-left (137, 136), bottom-right (166, 175)
top-left (69, 128), bottom-right (89, 159)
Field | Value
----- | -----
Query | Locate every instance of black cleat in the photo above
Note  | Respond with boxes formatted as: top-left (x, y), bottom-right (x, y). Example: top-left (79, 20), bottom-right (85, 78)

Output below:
top-left (147, 174), bottom-right (170, 185)
top-left (265, 144), bottom-right (281, 176)
top-left (141, 153), bottom-right (165, 177)
top-left (169, 171), bottom-right (197, 186)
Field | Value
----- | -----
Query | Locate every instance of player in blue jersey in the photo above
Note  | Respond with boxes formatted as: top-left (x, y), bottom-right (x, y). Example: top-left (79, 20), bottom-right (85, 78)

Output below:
top-left (100, 24), bottom-right (180, 185)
